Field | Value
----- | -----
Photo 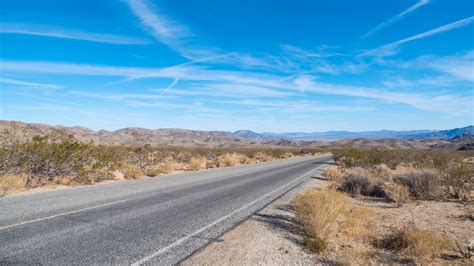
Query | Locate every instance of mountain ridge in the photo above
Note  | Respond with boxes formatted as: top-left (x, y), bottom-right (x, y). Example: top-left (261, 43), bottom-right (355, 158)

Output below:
top-left (0, 120), bottom-right (472, 149)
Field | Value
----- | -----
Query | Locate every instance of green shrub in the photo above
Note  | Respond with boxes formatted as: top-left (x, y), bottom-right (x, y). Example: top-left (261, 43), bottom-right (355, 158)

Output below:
top-left (303, 236), bottom-right (328, 253)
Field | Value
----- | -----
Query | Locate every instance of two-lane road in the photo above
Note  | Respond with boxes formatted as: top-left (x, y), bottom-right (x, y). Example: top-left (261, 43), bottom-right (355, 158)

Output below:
top-left (0, 154), bottom-right (332, 265)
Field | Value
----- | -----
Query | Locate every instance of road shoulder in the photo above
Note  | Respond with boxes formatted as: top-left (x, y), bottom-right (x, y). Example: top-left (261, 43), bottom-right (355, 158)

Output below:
top-left (182, 166), bottom-right (331, 265)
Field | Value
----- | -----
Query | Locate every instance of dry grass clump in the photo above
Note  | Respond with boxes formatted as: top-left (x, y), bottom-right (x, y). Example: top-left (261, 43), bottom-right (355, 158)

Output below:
top-left (323, 166), bottom-right (344, 183)
top-left (119, 163), bottom-right (145, 179)
top-left (393, 168), bottom-right (443, 200)
top-left (216, 153), bottom-right (237, 167)
top-left (0, 175), bottom-right (26, 196)
top-left (294, 189), bottom-right (351, 253)
top-left (189, 156), bottom-right (207, 170)
top-left (383, 183), bottom-right (410, 207)
top-left (295, 189), bottom-right (375, 254)
top-left (238, 155), bottom-right (256, 164)
top-left (295, 189), bottom-right (351, 239)
top-left (158, 162), bottom-right (176, 174)
top-left (375, 226), bottom-right (452, 261)
top-left (254, 152), bottom-right (274, 162)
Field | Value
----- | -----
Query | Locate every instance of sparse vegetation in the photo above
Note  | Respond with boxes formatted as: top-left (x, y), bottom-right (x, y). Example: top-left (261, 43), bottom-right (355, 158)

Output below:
top-left (384, 183), bottom-right (410, 207)
top-left (294, 148), bottom-right (473, 264)
top-left (294, 189), bottom-right (350, 241)
top-left (294, 189), bottom-right (373, 254)
top-left (393, 168), bottom-right (443, 200)
top-left (332, 148), bottom-right (474, 200)
top-left (0, 128), bottom-right (320, 196)
top-left (374, 226), bottom-right (452, 261)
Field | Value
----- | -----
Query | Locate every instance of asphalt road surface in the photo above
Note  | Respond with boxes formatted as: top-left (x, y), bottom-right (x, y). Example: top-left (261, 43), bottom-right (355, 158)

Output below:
top-left (0, 154), bottom-right (332, 265)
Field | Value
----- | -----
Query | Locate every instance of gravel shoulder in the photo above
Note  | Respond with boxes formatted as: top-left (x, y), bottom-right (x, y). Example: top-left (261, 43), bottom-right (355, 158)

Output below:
top-left (182, 165), bottom-right (332, 265)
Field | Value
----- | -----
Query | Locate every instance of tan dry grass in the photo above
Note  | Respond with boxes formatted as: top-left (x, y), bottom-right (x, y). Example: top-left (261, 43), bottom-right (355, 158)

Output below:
top-left (384, 182), bottom-right (410, 207)
top-left (189, 157), bottom-right (207, 170)
top-left (294, 189), bottom-right (351, 239)
top-left (0, 175), bottom-right (26, 196)
top-left (239, 155), bottom-right (256, 164)
top-left (323, 166), bottom-right (344, 183)
top-left (375, 226), bottom-right (452, 261)
top-left (120, 164), bottom-right (145, 179)
top-left (216, 153), bottom-right (237, 167)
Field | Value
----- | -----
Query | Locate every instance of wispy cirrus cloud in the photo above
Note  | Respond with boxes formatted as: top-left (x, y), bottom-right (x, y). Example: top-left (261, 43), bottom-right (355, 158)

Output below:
top-left (0, 23), bottom-right (150, 44)
top-left (361, 16), bottom-right (474, 58)
top-left (362, 0), bottom-right (430, 39)
top-left (0, 76), bottom-right (62, 89)
top-left (405, 51), bottom-right (474, 81)
top-left (127, 0), bottom-right (216, 59)
top-left (15, 92), bottom-right (81, 106)
top-left (292, 75), bottom-right (472, 114)
top-left (2, 60), bottom-right (470, 114)
top-left (126, 0), bottom-right (274, 68)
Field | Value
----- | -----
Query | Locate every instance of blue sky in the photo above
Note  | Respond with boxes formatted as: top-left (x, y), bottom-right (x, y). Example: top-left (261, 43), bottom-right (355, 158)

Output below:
top-left (0, 0), bottom-right (473, 132)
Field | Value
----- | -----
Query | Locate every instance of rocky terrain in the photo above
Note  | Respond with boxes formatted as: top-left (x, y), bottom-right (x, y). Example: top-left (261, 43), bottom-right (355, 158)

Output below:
top-left (1, 120), bottom-right (472, 149)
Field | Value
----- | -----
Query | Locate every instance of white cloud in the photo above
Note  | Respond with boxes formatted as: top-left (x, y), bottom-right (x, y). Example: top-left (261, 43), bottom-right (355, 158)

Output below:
top-left (0, 76), bottom-right (62, 89)
top-left (292, 75), bottom-right (472, 113)
top-left (361, 16), bottom-right (474, 58)
top-left (362, 0), bottom-right (430, 38)
top-left (127, 0), bottom-right (216, 59)
top-left (0, 23), bottom-right (149, 44)
top-left (400, 51), bottom-right (474, 82)
top-left (3, 59), bottom-right (470, 114)
top-left (155, 77), bottom-right (179, 99)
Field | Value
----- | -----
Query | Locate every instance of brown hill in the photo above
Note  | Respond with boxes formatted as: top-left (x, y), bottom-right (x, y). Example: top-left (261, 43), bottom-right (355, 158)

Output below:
top-left (0, 120), bottom-right (468, 149)
top-left (0, 120), bottom-right (249, 147)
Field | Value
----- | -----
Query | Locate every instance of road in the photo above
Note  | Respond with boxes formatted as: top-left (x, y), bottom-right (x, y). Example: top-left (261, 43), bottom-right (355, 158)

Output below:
top-left (0, 154), bottom-right (332, 265)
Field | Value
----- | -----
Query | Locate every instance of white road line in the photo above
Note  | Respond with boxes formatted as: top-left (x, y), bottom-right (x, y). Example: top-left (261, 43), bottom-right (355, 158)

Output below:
top-left (0, 199), bottom-right (129, 231)
top-left (131, 163), bottom-right (326, 266)
top-left (0, 156), bottom-right (328, 232)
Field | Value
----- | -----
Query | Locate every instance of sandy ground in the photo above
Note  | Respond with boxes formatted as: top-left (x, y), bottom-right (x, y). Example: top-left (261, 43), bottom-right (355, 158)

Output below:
top-left (183, 170), bottom-right (474, 265)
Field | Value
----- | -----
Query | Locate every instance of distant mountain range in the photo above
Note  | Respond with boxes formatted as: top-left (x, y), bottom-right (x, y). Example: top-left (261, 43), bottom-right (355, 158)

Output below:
top-left (0, 120), bottom-right (472, 150)
top-left (227, 126), bottom-right (473, 141)
top-left (399, 126), bottom-right (474, 140)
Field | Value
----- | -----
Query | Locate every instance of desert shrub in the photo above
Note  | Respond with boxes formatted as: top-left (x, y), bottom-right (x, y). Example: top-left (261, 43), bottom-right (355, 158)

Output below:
top-left (375, 227), bottom-right (452, 261)
top-left (323, 166), bottom-right (344, 183)
top-left (216, 153), bottom-right (237, 167)
top-left (332, 148), bottom-right (474, 170)
top-left (119, 163), bottom-right (145, 179)
top-left (443, 163), bottom-right (473, 200)
top-left (157, 162), bottom-right (176, 174)
top-left (239, 155), bottom-right (255, 164)
top-left (372, 164), bottom-right (392, 179)
top-left (384, 183), bottom-right (410, 207)
top-left (189, 157), bottom-right (207, 170)
top-left (339, 168), bottom-right (385, 197)
top-left (143, 165), bottom-right (162, 176)
top-left (303, 236), bottom-right (328, 253)
top-left (393, 168), bottom-right (443, 200)
top-left (294, 189), bottom-right (350, 239)
top-left (0, 130), bottom-right (323, 188)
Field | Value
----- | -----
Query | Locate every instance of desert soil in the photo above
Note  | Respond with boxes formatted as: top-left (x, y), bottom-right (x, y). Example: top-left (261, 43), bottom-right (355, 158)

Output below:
top-left (183, 170), bottom-right (474, 265)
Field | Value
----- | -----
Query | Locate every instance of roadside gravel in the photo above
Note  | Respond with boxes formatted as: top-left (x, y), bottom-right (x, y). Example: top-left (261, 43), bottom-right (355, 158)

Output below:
top-left (182, 166), bottom-right (331, 265)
